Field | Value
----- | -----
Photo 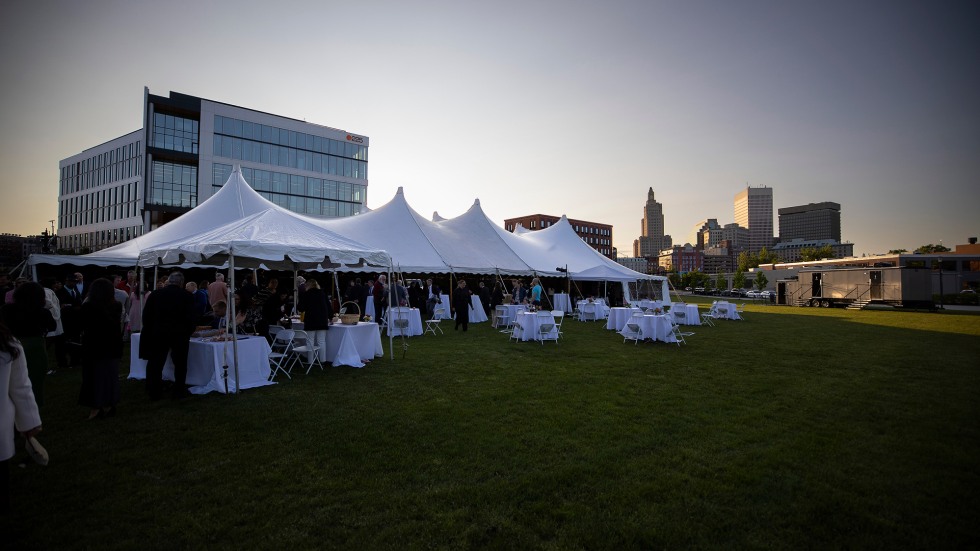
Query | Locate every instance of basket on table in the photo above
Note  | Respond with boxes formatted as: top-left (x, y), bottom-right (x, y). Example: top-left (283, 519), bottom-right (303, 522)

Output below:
top-left (339, 301), bottom-right (361, 325)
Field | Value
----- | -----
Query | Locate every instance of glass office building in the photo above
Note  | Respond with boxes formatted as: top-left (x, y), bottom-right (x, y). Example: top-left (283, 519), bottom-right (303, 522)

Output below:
top-left (57, 88), bottom-right (369, 253)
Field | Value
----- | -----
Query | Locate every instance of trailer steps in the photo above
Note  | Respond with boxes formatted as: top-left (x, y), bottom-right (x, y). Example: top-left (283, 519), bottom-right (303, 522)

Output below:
top-left (846, 299), bottom-right (872, 310)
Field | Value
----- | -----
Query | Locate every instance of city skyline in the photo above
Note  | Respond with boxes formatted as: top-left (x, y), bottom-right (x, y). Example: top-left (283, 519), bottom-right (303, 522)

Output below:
top-left (1, 1), bottom-right (977, 257)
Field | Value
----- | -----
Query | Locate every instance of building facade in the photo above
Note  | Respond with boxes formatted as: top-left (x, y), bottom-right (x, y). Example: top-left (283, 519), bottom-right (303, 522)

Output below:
top-left (658, 244), bottom-right (701, 274)
top-left (58, 89), bottom-right (369, 253)
top-left (778, 202), bottom-right (841, 242)
top-left (734, 185), bottom-right (773, 254)
top-left (632, 188), bottom-right (671, 259)
top-left (503, 214), bottom-right (614, 259)
top-left (615, 256), bottom-right (653, 274)
top-left (691, 218), bottom-right (721, 250)
top-left (770, 238), bottom-right (854, 263)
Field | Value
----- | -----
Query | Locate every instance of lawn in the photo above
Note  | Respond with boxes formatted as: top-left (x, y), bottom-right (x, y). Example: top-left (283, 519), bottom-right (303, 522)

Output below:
top-left (7, 301), bottom-right (980, 549)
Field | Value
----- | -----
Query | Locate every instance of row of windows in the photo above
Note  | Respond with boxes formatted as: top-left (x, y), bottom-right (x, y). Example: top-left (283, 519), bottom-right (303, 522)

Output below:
top-left (582, 236), bottom-right (611, 247)
top-left (148, 161), bottom-right (197, 208)
top-left (572, 224), bottom-right (612, 237)
top-left (59, 181), bottom-right (141, 230)
top-left (212, 164), bottom-right (365, 216)
top-left (213, 134), bottom-right (367, 180)
top-left (214, 115), bottom-right (367, 161)
top-left (151, 112), bottom-right (199, 154)
top-left (60, 141), bottom-right (142, 195)
top-left (212, 164), bottom-right (365, 203)
top-left (61, 225), bottom-right (145, 253)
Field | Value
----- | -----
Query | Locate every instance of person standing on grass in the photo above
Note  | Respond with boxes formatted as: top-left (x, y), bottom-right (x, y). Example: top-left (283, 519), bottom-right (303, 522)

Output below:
top-left (0, 320), bottom-right (42, 513)
top-left (0, 282), bottom-right (55, 408)
top-left (530, 277), bottom-right (543, 308)
top-left (452, 279), bottom-right (473, 332)
top-left (140, 272), bottom-right (196, 401)
top-left (207, 272), bottom-right (228, 308)
top-left (297, 278), bottom-right (332, 364)
top-left (78, 279), bottom-right (122, 420)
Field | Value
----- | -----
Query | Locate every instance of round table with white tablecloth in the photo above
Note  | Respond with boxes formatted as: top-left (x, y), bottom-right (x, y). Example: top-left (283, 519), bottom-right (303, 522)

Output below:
top-left (512, 311), bottom-right (559, 342)
top-left (618, 314), bottom-right (677, 344)
top-left (553, 293), bottom-right (573, 313)
top-left (669, 303), bottom-right (701, 326)
top-left (386, 307), bottom-right (423, 336)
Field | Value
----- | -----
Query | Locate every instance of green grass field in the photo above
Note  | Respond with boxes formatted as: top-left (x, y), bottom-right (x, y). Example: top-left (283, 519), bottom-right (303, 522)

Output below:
top-left (8, 301), bottom-right (980, 549)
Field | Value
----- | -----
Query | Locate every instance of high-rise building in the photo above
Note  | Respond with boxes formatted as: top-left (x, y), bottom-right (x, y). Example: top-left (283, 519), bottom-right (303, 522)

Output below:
top-left (503, 214), bottom-right (614, 259)
top-left (778, 202), bottom-right (841, 242)
top-left (58, 88), bottom-right (370, 253)
top-left (734, 185), bottom-right (773, 254)
top-left (633, 188), bottom-right (671, 258)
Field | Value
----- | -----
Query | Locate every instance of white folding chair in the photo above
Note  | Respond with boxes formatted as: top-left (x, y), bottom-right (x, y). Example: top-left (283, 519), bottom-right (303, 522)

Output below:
top-left (268, 329), bottom-right (295, 380)
top-left (289, 329), bottom-right (324, 374)
top-left (580, 303), bottom-right (597, 322)
top-left (551, 310), bottom-right (565, 338)
top-left (424, 307), bottom-right (445, 335)
top-left (268, 325), bottom-right (284, 342)
top-left (623, 321), bottom-right (643, 345)
top-left (509, 318), bottom-right (524, 342)
top-left (670, 323), bottom-right (695, 346)
top-left (536, 311), bottom-right (557, 345)
top-left (735, 303), bottom-right (746, 320)
top-left (493, 306), bottom-right (510, 332)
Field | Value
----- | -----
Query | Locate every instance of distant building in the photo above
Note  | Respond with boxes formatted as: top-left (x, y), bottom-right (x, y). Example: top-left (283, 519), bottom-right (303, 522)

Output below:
top-left (58, 88), bottom-right (370, 253)
top-left (616, 256), bottom-right (653, 274)
top-left (770, 238), bottom-right (854, 263)
top-left (702, 241), bottom-right (740, 274)
top-left (734, 185), bottom-right (773, 254)
top-left (0, 234), bottom-right (41, 270)
top-left (503, 214), bottom-right (614, 259)
top-left (778, 202), bottom-right (842, 242)
top-left (659, 244), bottom-right (701, 274)
top-left (704, 223), bottom-right (749, 251)
top-left (633, 188), bottom-right (671, 259)
top-left (691, 218), bottom-right (721, 250)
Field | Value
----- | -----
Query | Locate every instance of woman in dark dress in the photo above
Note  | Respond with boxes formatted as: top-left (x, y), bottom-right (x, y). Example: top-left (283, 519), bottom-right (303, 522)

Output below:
top-left (78, 278), bottom-right (122, 420)
top-left (0, 282), bottom-right (55, 408)
top-left (297, 279), bottom-right (332, 364)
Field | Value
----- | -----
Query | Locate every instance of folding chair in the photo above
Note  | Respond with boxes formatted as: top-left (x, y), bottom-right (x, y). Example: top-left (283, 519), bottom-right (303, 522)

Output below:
top-left (551, 310), bottom-right (565, 338)
top-left (493, 306), bottom-right (510, 332)
top-left (670, 323), bottom-right (695, 346)
top-left (268, 329), bottom-right (295, 380)
top-left (580, 303), bottom-right (597, 322)
top-left (536, 311), bottom-right (557, 345)
top-left (290, 329), bottom-right (324, 374)
top-left (424, 307), bottom-right (445, 335)
top-left (735, 303), bottom-right (746, 320)
top-left (622, 321), bottom-right (643, 345)
top-left (391, 309), bottom-right (411, 336)
top-left (509, 319), bottom-right (524, 342)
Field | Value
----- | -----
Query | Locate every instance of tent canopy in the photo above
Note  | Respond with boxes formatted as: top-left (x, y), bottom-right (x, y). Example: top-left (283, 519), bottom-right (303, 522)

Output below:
top-left (138, 207), bottom-right (390, 270)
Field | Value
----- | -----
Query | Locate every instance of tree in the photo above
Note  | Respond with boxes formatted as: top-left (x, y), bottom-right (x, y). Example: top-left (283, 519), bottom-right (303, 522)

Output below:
top-left (887, 249), bottom-right (908, 254)
top-left (914, 244), bottom-right (951, 253)
top-left (757, 247), bottom-right (780, 265)
top-left (755, 271), bottom-right (768, 291)
top-left (800, 245), bottom-right (835, 261)
top-left (715, 272), bottom-right (726, 291)
top-left (733, 270), bottom-right (745, 290)
top-left (668, 272), bottom-right (682, 288)
top-left (737, 251), bottom-right (752, 273)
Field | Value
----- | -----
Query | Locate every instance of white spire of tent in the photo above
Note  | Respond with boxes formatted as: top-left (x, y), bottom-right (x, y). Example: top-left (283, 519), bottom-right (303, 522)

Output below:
top-left (432, 211), bottom-right (446, 222)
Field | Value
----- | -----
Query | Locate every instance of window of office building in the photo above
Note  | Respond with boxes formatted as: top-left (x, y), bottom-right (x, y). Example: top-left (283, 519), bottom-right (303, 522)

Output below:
top-left (152, 113), bottom-right (199, 154)
top-left (211, 163), bottom-right (364, 218)
top-left (148, 161), bottom-right (197, 208)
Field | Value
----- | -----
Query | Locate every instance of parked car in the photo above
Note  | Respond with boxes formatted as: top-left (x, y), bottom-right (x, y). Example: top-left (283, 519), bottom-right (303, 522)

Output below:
top-left (746, 290), bottom-right (761, 298)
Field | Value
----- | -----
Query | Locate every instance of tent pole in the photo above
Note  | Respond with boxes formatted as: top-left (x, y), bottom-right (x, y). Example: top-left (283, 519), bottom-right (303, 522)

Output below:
top-left (138, 267), bottom-right (145, 327)
top-left (229, 253), bottom-right (240, 394)
top-left (293, 268), bottom-right (299, 315)
top-left (388, 263), bottom-right (394, 360)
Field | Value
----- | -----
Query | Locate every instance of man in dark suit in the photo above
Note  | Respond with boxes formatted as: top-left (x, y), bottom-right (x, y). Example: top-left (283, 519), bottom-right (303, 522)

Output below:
top-left (478, 281), bottom-right (492, 318)
top-left (139, 271), bottom-right (196, 400)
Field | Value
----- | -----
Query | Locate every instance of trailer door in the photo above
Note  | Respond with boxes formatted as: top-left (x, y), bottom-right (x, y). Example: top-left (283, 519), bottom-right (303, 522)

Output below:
top-left (870, 270), bottom-right (882, 300)
top-left (812, 273), bottom-right (822, 297)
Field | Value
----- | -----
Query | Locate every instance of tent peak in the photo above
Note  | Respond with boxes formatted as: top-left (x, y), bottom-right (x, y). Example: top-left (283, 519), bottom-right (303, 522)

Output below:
top-left (432, 211), bottom-right (446, 222)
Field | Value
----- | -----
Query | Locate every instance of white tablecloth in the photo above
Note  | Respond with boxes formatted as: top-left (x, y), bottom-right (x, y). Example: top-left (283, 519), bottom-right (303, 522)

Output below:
top-left (713, 302), bottom-right (742, 320)
top-left (606, 307), bottom-right (642, 331)
top-left (620, 314), bottom-right (676, 343)
top-left (325, 322), bottom-right (384, 368)
top-left (670, 303), bottom-right (701, 326)
top-left (577, 301), bottom-right (609, 321)
top-left (386, 307), bottom-right (423, 336)
top-left (365, 295), bottom-right (374, 319)
top-left (500, 304), bottom-right (528, 323)
top-left (469, 295), bottom-right (489, 323)
top-left (129, 333), bottom-right (274, 394)
top-left (553, 293), bottom-right (573, 313)
top-left (512, 311), bottom-right (559, 342)
top-left (632, 299), bottom-right (667, 311)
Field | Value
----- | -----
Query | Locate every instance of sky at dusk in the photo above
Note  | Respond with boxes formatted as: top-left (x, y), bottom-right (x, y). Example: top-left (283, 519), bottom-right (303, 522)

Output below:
top-left (1, 0), bottom-right (977, 256)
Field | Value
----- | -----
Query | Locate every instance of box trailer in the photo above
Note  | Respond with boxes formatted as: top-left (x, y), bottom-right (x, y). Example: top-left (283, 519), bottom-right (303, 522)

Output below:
top-left (776, 266), bottom-right (932, 308)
